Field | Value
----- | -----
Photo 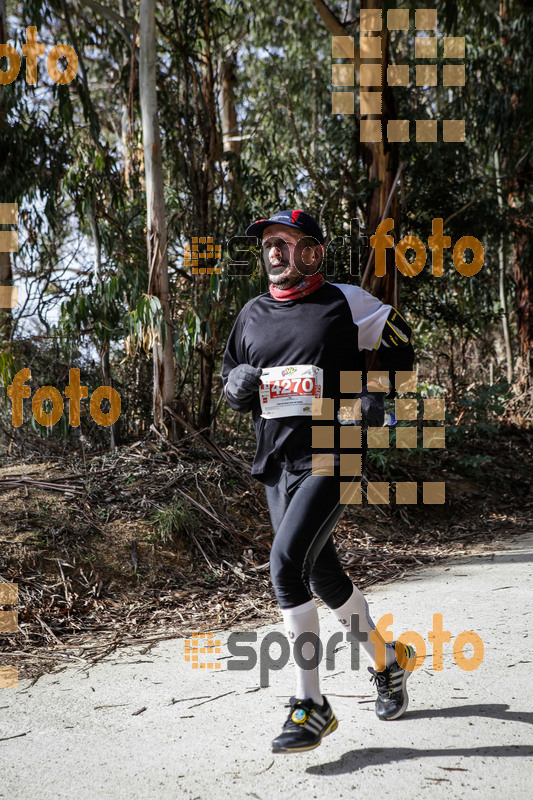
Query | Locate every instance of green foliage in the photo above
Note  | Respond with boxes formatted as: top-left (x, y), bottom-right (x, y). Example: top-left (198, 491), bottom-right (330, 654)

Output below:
top-left (125, 294), bottom-right (167, 355)
top-left (448, 380), bottom-right (513, 438)
top-left (149, 500), bottom-right (198, 545)
top-left (438, 380), bottom-right (512, 474)
top-left (61, 273), bottom-right (127, 346)
top-left (2, 0), bottom-right (531, 449)
top-left (0, 348), bottom-right (17, 403)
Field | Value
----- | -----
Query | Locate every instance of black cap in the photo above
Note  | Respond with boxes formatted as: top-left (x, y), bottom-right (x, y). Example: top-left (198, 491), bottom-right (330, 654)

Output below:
top-left (245, 209), bottom-right (324, 244)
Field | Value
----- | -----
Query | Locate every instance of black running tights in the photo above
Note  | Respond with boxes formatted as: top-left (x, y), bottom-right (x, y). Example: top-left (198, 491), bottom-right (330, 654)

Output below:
top-left (264, 468), bottom-right (355, 610)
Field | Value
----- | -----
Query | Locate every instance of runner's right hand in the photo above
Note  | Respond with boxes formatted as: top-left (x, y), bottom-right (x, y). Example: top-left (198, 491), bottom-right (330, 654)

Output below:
top-left (226, 364), bottom-right (263, 401)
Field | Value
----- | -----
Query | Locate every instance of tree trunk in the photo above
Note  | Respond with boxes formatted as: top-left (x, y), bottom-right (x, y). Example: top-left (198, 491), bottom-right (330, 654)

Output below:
top-left (500, 0), bottom-right (531, 388)
top-left (0, 251), bottom-right (13, 343)
top-left (0, 0), bottom-right (14, 343)
top-left (310, 0), bottom-right (400, 306)
top-left (139, 0), bottom-right (176, 435)
top-left (118, 0), bottom-right (136, 194)
top-left (513, 225), bottom-right (533, 386)
top-left (197, 342), bottom-right (214, 430)
top-left (86, 202), bottom-right (102, 280)
top-left (494, 150), bottom-right (513, 383)
top-left (220, 52), bottom-right (241, 201)
top-left (358, 0), bottom-right (400, 306)
top-left (220, 53), bottom-right (240, 157)
top-left (100, 341), bottom-right (120, 447)
top-left (193, 0), bottom-right (221, 430)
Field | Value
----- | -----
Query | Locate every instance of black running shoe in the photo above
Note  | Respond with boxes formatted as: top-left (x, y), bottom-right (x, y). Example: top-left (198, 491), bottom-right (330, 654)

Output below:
top-left (368, 641), bottom-right (416, 720)
top-left (271, 696), bottom-right (338, 753)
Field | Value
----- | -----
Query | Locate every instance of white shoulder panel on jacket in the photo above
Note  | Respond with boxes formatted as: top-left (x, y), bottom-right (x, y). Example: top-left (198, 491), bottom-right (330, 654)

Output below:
top-left (332, 283), bottom-right (392, 351)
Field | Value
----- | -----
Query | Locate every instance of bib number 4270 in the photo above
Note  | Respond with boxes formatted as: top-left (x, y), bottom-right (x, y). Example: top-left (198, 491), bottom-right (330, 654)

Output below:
top-left (268, 377), bottom-right (316, 397)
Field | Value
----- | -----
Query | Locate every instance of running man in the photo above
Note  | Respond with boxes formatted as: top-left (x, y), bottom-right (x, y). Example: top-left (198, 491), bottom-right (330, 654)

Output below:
top-left (221, 210), bottom-right (416, 753)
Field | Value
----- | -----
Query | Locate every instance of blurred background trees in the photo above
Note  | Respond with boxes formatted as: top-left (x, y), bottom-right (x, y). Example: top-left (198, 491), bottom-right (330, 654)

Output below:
top-left (1, 0), bottom-right (531, 455)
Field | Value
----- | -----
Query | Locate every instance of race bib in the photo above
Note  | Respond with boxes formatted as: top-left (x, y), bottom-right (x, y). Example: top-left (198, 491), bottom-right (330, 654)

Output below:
top-left (259, 364), bottom-right (323, 419)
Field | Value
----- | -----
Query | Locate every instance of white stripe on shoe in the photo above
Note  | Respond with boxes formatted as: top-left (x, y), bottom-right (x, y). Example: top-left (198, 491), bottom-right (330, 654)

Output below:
top-left (304, 718), bottom-right (324, 734)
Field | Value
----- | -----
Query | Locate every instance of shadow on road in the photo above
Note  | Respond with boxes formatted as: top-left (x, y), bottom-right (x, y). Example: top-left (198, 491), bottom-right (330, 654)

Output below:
top-left (309, 743), bottom-right (533, 775)
top-left (405, 703), bottom-right (533, 726)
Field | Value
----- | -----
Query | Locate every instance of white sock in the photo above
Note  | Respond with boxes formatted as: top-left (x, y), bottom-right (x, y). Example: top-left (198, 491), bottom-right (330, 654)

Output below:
top-left (329, 584), bottom-right (396, 670)
top-left (281, 599), bottom-right (324, 705)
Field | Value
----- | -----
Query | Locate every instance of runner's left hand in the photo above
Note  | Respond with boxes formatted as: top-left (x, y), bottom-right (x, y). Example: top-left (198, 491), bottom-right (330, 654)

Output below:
top-left (359, 389), bottom-right (385, 427)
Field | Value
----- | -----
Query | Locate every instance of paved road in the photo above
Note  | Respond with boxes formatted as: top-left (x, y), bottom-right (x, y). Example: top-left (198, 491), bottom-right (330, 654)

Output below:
top-left (1, 532), bottom-right (532, 799)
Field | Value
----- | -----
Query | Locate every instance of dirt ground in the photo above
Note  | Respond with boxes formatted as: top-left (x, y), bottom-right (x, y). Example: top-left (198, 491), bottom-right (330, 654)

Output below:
top-left (1, 425), bottom-right (532, 683)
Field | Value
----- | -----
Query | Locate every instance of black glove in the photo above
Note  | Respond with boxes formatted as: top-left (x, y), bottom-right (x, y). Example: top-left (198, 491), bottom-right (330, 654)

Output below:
top-left (226, 364), bottom-right (262, 401)
top-left (358, 388), bottom-right (385, 428)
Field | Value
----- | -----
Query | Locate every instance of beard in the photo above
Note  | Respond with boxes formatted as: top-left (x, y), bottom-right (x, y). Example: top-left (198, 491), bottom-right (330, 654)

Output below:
top-left (263, 251), bottom-right (307, 287)
top-left (267, 269), bottom-right (304, 289)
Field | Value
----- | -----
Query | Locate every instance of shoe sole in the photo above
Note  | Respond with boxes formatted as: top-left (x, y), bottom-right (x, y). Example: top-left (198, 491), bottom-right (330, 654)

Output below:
top-left (379, 645), bottom-right (415, 721)
top-left (272, 715), bottom-right (338, 753)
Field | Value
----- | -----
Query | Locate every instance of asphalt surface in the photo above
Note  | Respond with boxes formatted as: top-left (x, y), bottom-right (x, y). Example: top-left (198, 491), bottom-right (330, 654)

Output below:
top-left (1, 531), bottom-right (532, 799)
